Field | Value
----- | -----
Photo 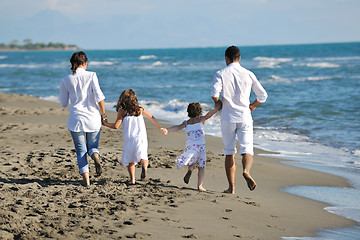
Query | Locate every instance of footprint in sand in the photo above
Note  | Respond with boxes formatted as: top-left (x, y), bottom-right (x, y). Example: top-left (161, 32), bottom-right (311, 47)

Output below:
top-left (182, 234), bottom-right (197, 239)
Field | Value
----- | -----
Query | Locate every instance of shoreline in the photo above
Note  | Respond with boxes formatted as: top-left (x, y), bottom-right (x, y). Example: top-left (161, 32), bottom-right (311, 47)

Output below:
top-left (0, 92), bottom-right (356, 239)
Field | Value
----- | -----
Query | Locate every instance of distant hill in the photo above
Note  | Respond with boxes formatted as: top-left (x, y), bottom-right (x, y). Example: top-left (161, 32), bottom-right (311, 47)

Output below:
top-left (0, 41), bottom-right (79, 51)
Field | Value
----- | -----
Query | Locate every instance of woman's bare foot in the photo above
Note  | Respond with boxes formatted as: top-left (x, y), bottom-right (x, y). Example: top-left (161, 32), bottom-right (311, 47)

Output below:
top-left (243, 171), bottom-right (256, 191)
top-left (91, 153), bottom-right (102, 177)
top-left (183, 170), bottom-right (192, 184)
top-left (82, 172), bottom-right (90, 187)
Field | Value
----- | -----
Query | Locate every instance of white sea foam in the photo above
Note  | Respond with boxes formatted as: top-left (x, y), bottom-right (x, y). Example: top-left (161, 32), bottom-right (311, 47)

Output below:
top-left (253, 56), bottom-right (293, 69)
top-left (152, 61), bottom-right (164, 66)
top-left (306, 56), bottom-right (360, 61)
top-left (0, 63), bottom-right (43, 69)
top-left (0, 56), bottom-right (8, 60)
top-left (266, 75), bottom-right (292, 83)
top-left (89, 61), bottom-right (118, 66)
top-left (265, 75), bottom-right (337, 84)
top-left (293, 62), bottom-right (340, 68)
top-left (40, 95), bottom-right (59, 102)
top-left (305, 76), bottom-right (335, 81)
top-left (325, 207), bottom-right (360, 222)
top-left (134, 61), bottom-right (166, 70)
top-left (352, 150), bottom-right (360, 158)
top-left (139, 55), bottom-right (157, 60)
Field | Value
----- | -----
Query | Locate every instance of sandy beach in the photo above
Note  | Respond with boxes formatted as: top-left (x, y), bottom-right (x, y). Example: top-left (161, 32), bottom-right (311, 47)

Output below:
top-left (0, 93), bottom-right (356, 240)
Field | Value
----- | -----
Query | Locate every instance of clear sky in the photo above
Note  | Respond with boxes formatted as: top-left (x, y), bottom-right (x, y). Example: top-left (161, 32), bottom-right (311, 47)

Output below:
top-left (0, 0), bottom-right (359, 49)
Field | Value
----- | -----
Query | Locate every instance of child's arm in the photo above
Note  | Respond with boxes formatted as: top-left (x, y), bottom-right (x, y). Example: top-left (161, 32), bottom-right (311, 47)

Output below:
top-left (142, 108), bottom-right (163, 131)
top-left (200, 101), bottom-right (222, 124)
top-left (164, 121), bottom-right (186, 135)
top-left (102, 109), bottom-right (125, 129)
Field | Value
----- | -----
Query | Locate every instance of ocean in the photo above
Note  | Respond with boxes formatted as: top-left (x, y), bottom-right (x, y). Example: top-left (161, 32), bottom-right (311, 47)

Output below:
top-left (1, 42), bottom-right (359, 239)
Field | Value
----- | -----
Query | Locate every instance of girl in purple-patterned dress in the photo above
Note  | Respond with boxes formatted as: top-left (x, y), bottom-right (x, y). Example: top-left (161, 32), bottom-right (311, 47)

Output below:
top-left (163, 102), bottom-right (221, 191)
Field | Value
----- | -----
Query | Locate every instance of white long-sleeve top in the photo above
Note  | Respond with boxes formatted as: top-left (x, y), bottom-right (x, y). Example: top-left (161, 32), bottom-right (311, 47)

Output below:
top-left (59, 68), bottom-right (105, 132)
top-left (211, 62), bottom-right (267, 123)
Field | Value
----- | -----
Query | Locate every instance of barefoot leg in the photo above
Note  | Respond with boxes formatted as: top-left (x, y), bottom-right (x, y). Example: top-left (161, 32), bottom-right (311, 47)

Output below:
top-left (91, 152), bottom-right (102, 177)
top-left (140, 159), bottom-right (148, 180)
top-left (242, 153), bottom-right (256, 191)
top-left (183, 164), bottom-right (195, 184)
top-left (224, 154), bottom-right (236, 194)
top-left (127, 162), bottom-right (136, 184)
top-left (197, 167), bottom-right (206, 191)
top-left (82, 172), bottom-right (90, 187)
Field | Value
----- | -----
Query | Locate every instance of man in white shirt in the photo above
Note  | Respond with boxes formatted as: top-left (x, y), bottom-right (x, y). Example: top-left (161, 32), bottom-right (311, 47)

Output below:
top-left (211, 46), bottom-right (267, 194)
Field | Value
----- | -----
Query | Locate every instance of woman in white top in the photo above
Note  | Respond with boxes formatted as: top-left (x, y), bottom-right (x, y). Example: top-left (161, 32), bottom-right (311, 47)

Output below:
top-left (59, 51), bottom-right (106, 186)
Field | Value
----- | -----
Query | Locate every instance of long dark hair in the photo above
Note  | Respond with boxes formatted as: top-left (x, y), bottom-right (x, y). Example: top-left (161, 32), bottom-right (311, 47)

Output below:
top-left (70, 51), bottom-right (88, 74)
top-left (116, 89), bottom-right (141, 116)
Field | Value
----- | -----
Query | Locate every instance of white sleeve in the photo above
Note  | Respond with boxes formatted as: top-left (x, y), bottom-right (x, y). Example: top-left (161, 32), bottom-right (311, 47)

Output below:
top-left (59, 78), bottom-right (69, 107)
top-left (211, 72), bottom-right (222, 98)
top-left (250, 72), bottom-right (267, 103)
top-left (91, 73), bottom-right (105, 103)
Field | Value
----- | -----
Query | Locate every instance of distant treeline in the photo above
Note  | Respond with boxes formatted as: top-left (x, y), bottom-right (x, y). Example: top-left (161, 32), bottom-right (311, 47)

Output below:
top-left (0, 39), bottom-right (79, 51)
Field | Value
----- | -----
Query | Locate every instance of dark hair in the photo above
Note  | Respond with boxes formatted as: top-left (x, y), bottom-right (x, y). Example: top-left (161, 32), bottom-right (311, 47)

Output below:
top-left (116, 89), bottom-right (141, 116)
top-left (187, 102), bottom-right (202, 118)
top-left (70, 51), bottom-right (88, 74)
top-left (225, 46), bottom-right (240, 62)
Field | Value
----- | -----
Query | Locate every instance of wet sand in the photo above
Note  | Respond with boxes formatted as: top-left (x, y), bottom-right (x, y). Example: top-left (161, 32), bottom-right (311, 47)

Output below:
top-left (0, 93), bottom-right (355, 239)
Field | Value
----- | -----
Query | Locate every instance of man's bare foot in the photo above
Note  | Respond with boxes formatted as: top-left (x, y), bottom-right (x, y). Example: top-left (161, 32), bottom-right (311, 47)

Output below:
top-left (223, 188), bottom-right (235, 194)
top-left (183, 170), bottom-right (192, 184)
top-left (243, 171), bottom-right (256, 191)
top-left (198, 186), bottom-right (206, 191)
top-left (140, 167), bottom-right (147, 180)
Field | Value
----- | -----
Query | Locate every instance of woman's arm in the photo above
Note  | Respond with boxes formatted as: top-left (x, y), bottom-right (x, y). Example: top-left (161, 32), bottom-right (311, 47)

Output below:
top-left (142, 108), bottom-right (163, 130)
top-left (98, 99), bottom-right (106, 119)
top-left (102, 109), bottom-right (125, 129)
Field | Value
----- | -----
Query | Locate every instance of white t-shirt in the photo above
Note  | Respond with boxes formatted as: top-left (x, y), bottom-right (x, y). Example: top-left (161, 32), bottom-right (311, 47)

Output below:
top-left (211, 62), bottom-right (267, 123)
top-left (59, 68), bottom-right (105, 132)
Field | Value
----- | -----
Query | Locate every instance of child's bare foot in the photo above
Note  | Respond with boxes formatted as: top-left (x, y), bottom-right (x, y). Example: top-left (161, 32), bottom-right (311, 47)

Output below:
top-left (198, 186), bottom-right (206, 191)
top-left (140, 167), bottom-right (147, 180)
top-left (127, 180), bottom-right (136, 185)
top-left (243, 171), bottom-right (256, 191)
top-left (183, 170), bottom-right (192, 184)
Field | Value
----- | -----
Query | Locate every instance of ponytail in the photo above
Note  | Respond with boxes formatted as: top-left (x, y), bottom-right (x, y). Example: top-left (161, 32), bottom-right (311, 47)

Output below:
top-left (70, 51), bottom-right (88, 74)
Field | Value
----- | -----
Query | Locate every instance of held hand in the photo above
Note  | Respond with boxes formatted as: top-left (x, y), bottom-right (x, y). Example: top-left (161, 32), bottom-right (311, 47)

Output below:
top-left (101, 116), bottom-right (108, 125)
top-left (215, 100), bottom-right (222, 110)
top-left (160, 128), bottom-right (168, 136)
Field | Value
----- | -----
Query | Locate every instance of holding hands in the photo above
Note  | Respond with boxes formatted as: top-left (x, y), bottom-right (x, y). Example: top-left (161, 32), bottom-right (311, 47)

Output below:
top-left (160, 128), bottom-right (168, 136)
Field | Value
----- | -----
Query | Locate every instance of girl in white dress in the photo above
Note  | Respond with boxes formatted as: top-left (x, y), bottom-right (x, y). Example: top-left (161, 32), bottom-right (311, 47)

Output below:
top-left (163, 102), bottom-right (221, 191)
top-left (102, 89), bottom-right (165, 184)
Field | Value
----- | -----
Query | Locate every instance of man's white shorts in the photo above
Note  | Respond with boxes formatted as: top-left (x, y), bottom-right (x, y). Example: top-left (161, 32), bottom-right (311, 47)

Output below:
top-left (221, 121), bottom-right (254, 156)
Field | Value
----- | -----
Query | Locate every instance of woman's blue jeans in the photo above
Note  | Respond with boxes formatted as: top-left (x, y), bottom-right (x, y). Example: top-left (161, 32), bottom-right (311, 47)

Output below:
top-left (70, 130), bottom-right (101, 174)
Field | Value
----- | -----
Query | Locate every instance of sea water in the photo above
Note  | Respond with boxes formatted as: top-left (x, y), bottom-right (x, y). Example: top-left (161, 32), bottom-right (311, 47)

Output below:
top-left (1, 42), bottom-right (359, 239)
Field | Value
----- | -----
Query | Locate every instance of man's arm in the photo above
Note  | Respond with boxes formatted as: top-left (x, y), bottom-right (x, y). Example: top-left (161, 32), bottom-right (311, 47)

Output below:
top-left (249, 100), bottom-right (262, 112)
